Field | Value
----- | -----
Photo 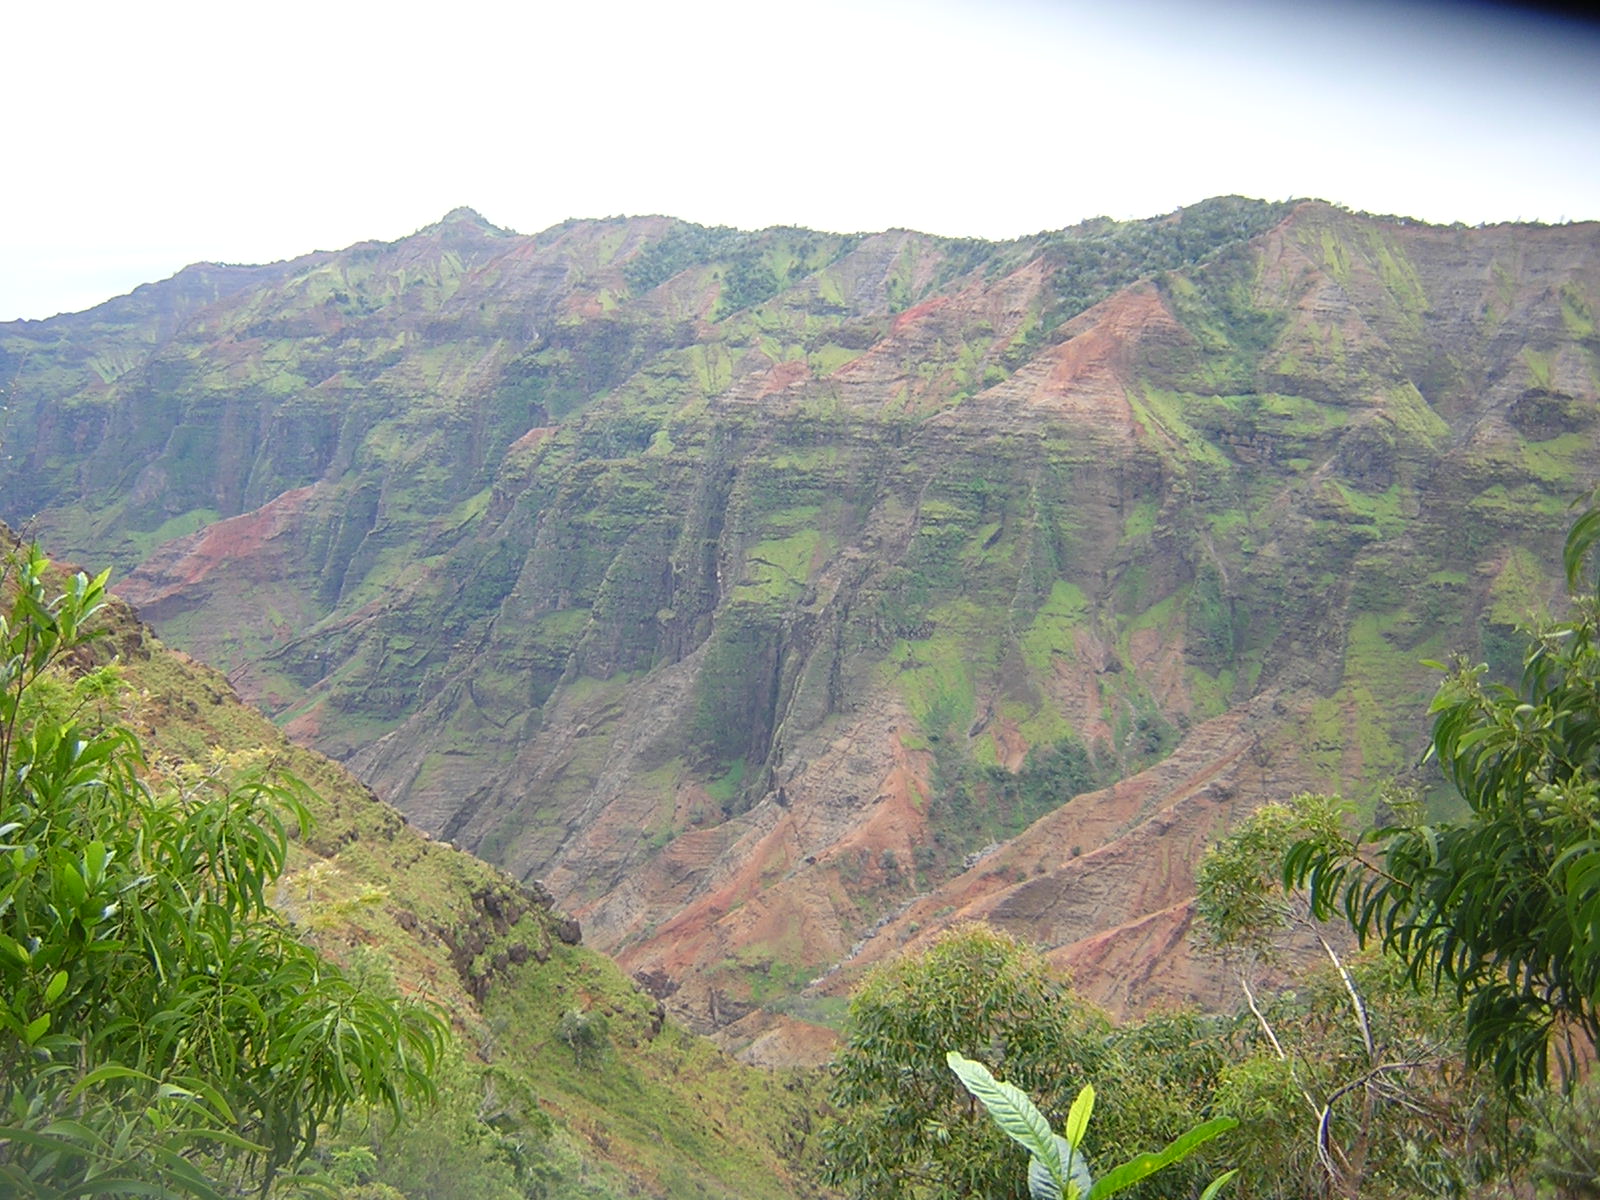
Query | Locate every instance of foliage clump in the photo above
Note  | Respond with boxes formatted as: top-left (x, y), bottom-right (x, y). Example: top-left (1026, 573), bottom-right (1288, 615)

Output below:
top-left (946, 1051), bottom-right (1236, 1200)
top-left (1197, 796), bottom-right (1515, 1197)
top-left (0, 542), bottom-right (446, 1197)
top-left (823, 924), bottom-right (1108, 1200)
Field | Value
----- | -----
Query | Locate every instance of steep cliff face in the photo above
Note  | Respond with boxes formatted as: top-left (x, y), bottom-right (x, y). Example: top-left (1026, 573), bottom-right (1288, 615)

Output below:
top-left (4, 199), bottom-right (1598, 1052)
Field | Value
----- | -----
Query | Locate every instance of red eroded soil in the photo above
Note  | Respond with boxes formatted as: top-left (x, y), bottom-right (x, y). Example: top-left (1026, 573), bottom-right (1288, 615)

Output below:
top-left (758, 359), bottom-right (812, 398)
top-left (1024, 286), bottom-right (1190, 428)
top-left (817, 693), bottom-right (1317, 1018)
top-left (891, 295), bottom-right (952, 335)
top-left (117, 484), bottom-right (323, 609)
top-left (611, 726), bottom-right (936, 1027)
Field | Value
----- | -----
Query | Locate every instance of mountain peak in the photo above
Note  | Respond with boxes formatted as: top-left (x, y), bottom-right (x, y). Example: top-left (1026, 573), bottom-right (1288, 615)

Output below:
top-left (419, 206), bottom-right (511, 237)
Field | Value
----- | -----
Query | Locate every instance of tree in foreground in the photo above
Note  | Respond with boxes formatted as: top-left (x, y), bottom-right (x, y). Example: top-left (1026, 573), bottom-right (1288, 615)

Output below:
top-left (1197, 795), bottom-right (1515, 1197)
top-left (823, 923), bottom-right (1244, 1200)
top-left (822, 924), bottom-right (1110, 1200)
top-left (945, 1051), bottom-right (1236, 1200)
top-left (0, 543), bottom-right (446, 1197)
top-left (1284, 502), bottom-right (1600, 1095)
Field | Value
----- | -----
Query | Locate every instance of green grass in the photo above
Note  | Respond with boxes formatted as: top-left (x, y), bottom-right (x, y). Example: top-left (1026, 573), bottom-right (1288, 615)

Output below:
top-left (881, 598), bottom-right (1015, 740)
top-left (1003, 699), bottom-right (1079, 757)
top-left (1488, 545), bottom-right (1551, 627)
top-left (1331, 481), bottom-right (1407, 539)
top-left (1521, 432), bottom-right (1592, 486)
top-left (1560, 283), bottom-right (1596, 339)
top-left (1019, 580), bottom-right (1088, 673)
top-left (1185, 666), bottom-right (1236, 721)
top-left (1131, 388), bottom-right (1231, 468)
top-left (1384, 383), bottom-right (1450, 449)
top-left (486, 945), bottom-right (820, 1200)
top-left (704, 758), bottom-right (747, 805)
top-left (1123, 499), bottom-right (1159, 541)
top-left (125, 507), bottom-right (222, 555)
top-left (1523, 347), bottom-right (1556, 391)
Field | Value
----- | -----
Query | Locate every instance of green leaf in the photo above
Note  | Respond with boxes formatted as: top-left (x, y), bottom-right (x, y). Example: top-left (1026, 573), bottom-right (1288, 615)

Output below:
top-left (84, 839), bottom-right (109, 886)
top-left (62, 1180), bottom-right (186, 1199)
top-left (1029, 1134), bottom-right (1094, 1200)
top-left (0, 932), bottom-right (31, 965)
top-left (1198, 1169), bottom-right (1240, 1200)
top-left (1064, 1083), bottom-right (1094, 1150)
top-left (1564, 503), bottom-right (1600, 591)
top-left (947, 1050), bottom-right (1065, 1186)
top-left (68, 1064), bottom-right (157, 1097)
top-left (43, 969), bottom-right (68, 1006)
top-left (1088, 1117), bottom-right (1237, 1199)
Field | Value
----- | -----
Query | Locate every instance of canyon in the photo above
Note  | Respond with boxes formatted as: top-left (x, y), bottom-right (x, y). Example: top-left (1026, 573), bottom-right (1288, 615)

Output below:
top-left (4, 197), bottom-right (1597, 1058)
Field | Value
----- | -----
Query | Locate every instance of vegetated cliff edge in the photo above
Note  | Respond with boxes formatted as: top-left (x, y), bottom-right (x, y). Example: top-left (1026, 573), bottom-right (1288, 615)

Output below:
top-left (2, 523), bottom-right (820, 1198)
top-left (3, 199), bottom-right (1598, 1058)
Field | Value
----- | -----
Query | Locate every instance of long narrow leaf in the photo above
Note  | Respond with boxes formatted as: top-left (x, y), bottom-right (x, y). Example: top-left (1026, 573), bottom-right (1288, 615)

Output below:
top-left (62, 1180), bottom-right (185, 1199)
top-left (1089, 1117), bottom-right (1237, 1199)
top-left (68, 1065), bottom-right (156, 1098)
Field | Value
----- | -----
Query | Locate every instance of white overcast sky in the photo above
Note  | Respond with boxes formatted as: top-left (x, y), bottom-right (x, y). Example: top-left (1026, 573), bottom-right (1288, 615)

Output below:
top-left (3, 0), bottom-right (1597, 321)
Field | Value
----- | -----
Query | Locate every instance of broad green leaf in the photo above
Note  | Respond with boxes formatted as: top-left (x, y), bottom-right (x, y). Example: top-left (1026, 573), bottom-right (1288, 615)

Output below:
top-left (1029, 1134), bottom-right (1094, 1200)
top-left (0, 932), bottom-right (31, 965)
top-left (947, 1050), bottom-right (1065, 1185)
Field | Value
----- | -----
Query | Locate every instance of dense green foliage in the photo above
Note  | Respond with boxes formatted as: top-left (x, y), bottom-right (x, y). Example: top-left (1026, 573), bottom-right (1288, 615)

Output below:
top-left (1532, 1074), bottom-right (1600, 1196)
top-left (0, 544), bottom-right (446, 1197)
top-left (928, 738), bottom-right (1100, 870)
top-left (1197, 796), bottom-right (1517, 1197)
top-left (1195, 792), bottom-right (1349, 962)
top-left (287, 1023), bottom-right (579, 1200)
top-left (621, 221), bottom-right (863, 316)
top-left (945, 1052), bottom-right (1235, 1200)
top-left (827, 898), bottom-right (1523, 1200)
top-left (1285, 503), bottom-right (1600, 1093)
top-left (822, 925), bottom-right (1110, 1200)
top-left (823, 926), bottom-right (1246, 1200)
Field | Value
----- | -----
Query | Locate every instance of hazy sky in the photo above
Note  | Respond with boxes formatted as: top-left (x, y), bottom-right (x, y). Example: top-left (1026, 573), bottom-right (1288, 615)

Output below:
top-left (4, 0), bottom-right (1597, 321)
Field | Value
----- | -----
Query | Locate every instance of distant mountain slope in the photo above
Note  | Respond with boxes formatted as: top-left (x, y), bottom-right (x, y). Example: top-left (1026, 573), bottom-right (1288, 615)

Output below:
top-left (4, 199), bottom-right (1598, 1054)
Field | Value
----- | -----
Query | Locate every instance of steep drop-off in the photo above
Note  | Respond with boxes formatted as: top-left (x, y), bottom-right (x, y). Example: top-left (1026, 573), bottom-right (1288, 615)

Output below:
top-left (3, 526), bottom-right (820, 1197)
top-left (4, 199), bottom-right (1598, 1052)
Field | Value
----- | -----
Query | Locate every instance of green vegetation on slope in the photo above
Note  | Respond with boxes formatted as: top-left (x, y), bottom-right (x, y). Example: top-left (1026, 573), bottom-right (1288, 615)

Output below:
top-left (0, 543), bottom-right (444, 1198)
top-left (0, 534), bottom-right (817, 1200)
